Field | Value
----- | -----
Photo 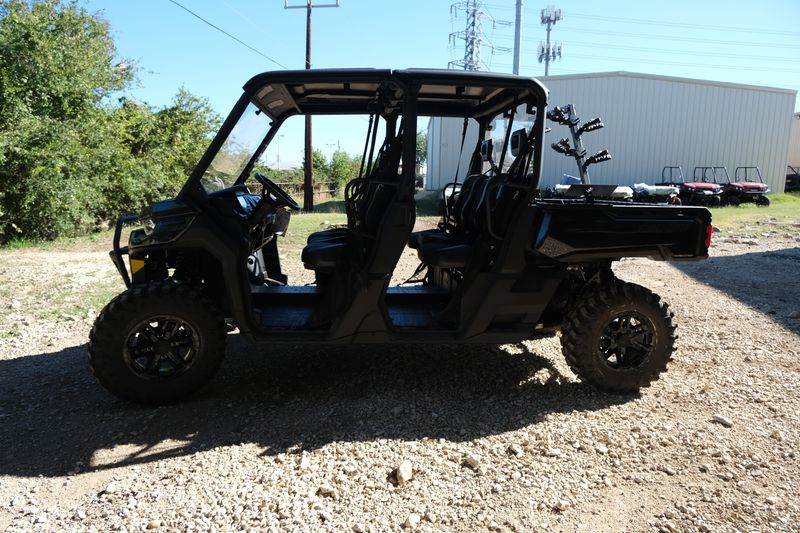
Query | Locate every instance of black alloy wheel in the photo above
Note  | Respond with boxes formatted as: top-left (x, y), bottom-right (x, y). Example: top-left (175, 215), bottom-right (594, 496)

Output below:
top-left (598, 311), bottom-right (655, 370)
top-left (124, 315), bottom-right (200, 378)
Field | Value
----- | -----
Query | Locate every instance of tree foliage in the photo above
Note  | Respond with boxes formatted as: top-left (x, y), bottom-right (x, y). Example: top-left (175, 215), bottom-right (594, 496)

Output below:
top-left (0, 0), bottom-right (220, 241)
top-left (328, 149), bottom-right (359, 192)
top-left (415, 130), bottom-right (427, 166)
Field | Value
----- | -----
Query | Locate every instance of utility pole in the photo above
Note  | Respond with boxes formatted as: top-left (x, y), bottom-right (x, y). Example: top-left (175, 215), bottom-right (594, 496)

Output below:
top-left (284, 0), bottom-right (339, 211)
top-left (276, 134), bottom-right (284, 171)
top-left (512, 0), bottom-right (522, 75)
top-left (538, 5), bottom-right (562, 76)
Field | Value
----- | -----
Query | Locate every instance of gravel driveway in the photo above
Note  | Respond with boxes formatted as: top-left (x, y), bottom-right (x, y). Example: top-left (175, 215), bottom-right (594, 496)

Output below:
top-left (1, 219), bottom-right (798, 532)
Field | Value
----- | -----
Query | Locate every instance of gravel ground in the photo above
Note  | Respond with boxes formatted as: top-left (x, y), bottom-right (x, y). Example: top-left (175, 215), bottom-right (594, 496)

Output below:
top-left (1, 217), bottom-right (799, 532)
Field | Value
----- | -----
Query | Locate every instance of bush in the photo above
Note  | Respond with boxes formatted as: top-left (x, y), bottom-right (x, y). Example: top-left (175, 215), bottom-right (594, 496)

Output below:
top-left (0, 1), bottom-right (219, 242)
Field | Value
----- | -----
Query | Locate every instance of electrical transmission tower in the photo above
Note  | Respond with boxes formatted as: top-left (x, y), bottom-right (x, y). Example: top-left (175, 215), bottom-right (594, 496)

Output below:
top-left (538, 5), bottom-right (562, 76)
top-left (448, 0), bottom-right (496, 71)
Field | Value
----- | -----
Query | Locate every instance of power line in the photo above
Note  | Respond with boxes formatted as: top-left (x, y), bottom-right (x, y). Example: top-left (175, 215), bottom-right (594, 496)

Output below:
top-left (564, 12), bottom-right (800, 37)
top-left (514, 24), bottom-right (800, 49)
top-left (492, 60), bottom-right (798, 76)
top-left (164, 0), bottom-right (291, 69)
top-left (491, 34), bottom-right (800, 63)
top-left (560, 40), bottom-right (800, 63)
top-left (481, 4), bottom-right (800, 37)
top-left (550, 53), bottom-right (800, 73)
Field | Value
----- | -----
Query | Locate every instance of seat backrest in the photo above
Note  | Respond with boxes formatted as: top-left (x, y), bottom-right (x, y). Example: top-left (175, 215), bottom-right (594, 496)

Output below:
top-left (357, 125), bottom-right (405, 237)
top-left (488, 179), bottom-right (527, 238)
top-left (465, 174), bottom-right (503, 237)
top-left (449, 174), bottom-right (482, 227)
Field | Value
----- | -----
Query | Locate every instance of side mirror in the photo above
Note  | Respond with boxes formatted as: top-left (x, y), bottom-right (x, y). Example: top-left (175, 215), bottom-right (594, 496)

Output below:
top-left (510, 128), bottom-right (527, 157)
top-left (480, 139), bottom-right (494, 162)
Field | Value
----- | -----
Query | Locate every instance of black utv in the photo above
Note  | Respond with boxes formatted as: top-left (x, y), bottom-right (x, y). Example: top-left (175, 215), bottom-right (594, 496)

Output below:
top-left (89, 69), bottom-right (712, 404)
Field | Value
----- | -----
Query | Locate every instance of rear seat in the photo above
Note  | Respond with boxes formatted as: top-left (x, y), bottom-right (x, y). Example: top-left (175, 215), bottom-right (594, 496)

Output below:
top-left (415, 173), bottom-right (524, 269)
top-left (408, 173), bottom-right (486, 250)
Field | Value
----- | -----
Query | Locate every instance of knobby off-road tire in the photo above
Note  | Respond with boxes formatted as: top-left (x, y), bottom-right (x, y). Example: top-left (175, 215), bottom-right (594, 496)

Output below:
top-left (726, 196), bottom-right (741, 207)
top-left (756, 195), bottom-right (770, 207)
top-left (88, 282), bottom-right (227, 404)
top-left (561, 281), bottom-right (677, 393)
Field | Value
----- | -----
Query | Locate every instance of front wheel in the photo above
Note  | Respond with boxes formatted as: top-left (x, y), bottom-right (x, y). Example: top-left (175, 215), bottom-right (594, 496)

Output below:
top-left (88, 282), bottom-right (227, 404)
top-left (756, 195), bottom-right (770, 207)
top-left (560, 281), bottom-right (676, 393)
top-left (726, 195), bottom-right (741, 207)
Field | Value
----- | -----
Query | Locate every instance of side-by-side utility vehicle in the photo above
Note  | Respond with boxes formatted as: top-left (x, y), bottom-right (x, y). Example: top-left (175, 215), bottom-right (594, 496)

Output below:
top-left (722, 167), bottom-right (770, 207)
top-left (656, 166), bottom-right (723, 206)
top-left (89, 69), bottom-right (712, 404)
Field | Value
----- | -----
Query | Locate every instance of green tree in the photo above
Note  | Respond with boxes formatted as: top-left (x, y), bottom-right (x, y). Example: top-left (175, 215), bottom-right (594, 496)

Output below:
top-left (415, 130), bottom-right (427, 166)
top-left (0, 1), bottom-right (220, 241)
top-left (301, 148), bottom-right (329, 190)
top-left (328, 149), bottom-right (358, 192)
top-left (0, 0), bottom-right (132, 239)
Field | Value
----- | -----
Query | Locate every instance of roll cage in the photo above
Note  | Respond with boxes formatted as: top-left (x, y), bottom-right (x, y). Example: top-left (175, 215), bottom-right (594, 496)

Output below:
top-left (179, 69), bottom-right (549, 202)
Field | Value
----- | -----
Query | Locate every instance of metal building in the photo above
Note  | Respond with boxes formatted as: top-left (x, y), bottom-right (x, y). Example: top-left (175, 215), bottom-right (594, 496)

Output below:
top-left (425, 71), bottom-right (797, 194)
top-left (789, 113), bottom-right (800, 168)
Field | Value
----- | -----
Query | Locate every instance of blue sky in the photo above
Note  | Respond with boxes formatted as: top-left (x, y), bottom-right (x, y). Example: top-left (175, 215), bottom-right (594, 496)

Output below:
top-left (84, 0), bottom-right (800, 167)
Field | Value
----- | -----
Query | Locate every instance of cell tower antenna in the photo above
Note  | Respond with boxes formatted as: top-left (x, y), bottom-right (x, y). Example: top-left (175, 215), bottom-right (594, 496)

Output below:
top-left (538, 5), bottom-right (562, 76)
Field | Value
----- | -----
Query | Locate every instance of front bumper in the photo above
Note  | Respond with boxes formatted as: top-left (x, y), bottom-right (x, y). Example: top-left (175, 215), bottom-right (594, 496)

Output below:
top-left (109, 215), bottom-right (139, 288)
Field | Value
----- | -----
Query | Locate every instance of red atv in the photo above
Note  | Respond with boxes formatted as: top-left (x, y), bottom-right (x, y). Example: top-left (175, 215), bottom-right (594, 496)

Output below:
top-left (722, 166), bottom-right (770, 207)
top-left (656, 166), bottom-right (722, 206)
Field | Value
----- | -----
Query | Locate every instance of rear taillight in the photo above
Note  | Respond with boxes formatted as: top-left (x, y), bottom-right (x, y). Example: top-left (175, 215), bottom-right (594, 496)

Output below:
top-left (705, 224), bottom-right (713, 249)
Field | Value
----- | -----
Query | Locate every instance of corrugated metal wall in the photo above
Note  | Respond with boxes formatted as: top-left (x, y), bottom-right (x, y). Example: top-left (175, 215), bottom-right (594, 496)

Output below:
top-left (788, 113), bottom-right (800, 167)
top-left (427, 73), bottom-right (797, 194)
top-left (541, 73), bottom-right (796, 193)
top-left (425, 117), bottom-right (479, 191)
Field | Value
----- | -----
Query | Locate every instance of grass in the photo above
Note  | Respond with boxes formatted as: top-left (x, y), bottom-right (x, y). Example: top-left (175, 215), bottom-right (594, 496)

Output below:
top-left (708, 192), bottom-right (800, 231)
top-left (282, 193), bottom-right (442, 245)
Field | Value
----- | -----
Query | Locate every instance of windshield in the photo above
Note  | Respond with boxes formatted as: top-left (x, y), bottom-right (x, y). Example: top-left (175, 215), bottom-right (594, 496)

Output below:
top-left (489, 103), bottom-right (536, 172)
top-left (201, 102), bottom-right (271, 192)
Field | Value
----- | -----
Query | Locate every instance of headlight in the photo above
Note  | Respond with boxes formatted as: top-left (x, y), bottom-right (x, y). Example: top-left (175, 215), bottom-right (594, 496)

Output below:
top-left (135, 216), bottom-right (194, 245)
top-left (142, 217), bottom-right (156, 235)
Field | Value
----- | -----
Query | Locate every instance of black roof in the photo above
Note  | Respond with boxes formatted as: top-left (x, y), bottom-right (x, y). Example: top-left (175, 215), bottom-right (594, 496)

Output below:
top-left (242, 68), bottom-right (548, 120)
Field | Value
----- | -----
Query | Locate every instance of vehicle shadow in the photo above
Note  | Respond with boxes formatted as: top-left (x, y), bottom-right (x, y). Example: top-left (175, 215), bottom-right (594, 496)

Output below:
top-left (673, 246), bottom-right (800, 335)
top-left (0, 336), bottom-right (630, 478)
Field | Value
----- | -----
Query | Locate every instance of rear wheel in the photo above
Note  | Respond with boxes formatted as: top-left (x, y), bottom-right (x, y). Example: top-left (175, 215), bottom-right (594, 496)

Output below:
top-left (726, 195), bottom-right (741, 207)
top-left (756, 195), bottom-right (770, 207)
top-left (88, 282), bottom-right (227, 404)
top-left (561, 281), bottom-right (676, 393)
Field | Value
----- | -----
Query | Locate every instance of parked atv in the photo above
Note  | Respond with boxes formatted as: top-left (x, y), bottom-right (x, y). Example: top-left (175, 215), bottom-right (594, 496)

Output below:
top-left (656, 166), bottom-right (722, 206)
top-left (89, 69), bottom-right (712, 405)
top-left (787, 165), bottom-right (800, 193)
top-left (719, 166), bottom-right (770, 206)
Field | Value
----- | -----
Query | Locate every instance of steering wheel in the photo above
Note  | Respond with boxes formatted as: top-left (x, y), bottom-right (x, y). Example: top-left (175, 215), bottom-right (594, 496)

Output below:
top-left (254, 172), bottom-right (301, 211)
